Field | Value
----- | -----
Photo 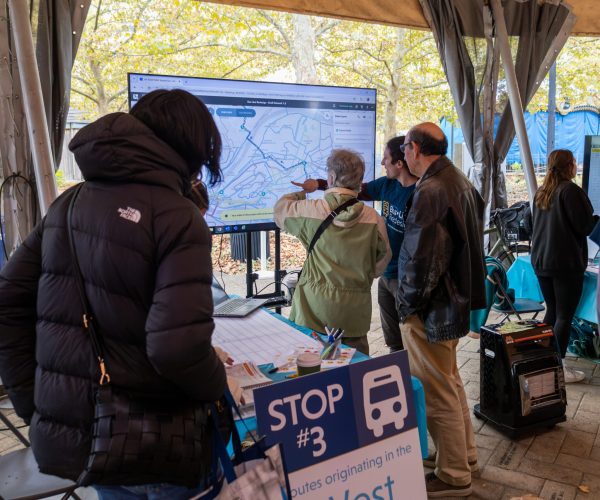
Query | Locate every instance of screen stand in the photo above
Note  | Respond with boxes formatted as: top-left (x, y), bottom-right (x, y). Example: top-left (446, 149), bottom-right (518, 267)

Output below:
top-left (245, 229), bottom-right (285, 313)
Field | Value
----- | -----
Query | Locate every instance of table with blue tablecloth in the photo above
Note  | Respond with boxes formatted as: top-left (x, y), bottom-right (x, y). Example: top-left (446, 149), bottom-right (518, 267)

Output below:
top-left (506, 255), bottom-right (598, 324)
top-left (230, 310), bottom-right (429, 459)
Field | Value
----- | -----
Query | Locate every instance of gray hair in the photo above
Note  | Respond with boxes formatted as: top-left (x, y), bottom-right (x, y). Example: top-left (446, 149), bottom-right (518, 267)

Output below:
top-left (326, 149), bottom-right (365, 191)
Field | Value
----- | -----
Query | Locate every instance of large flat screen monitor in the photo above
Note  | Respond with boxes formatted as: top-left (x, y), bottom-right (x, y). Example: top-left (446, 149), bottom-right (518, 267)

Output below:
top-left (582, 135), bottom-right (600, 215)
top-left (128, 73), bottom-right (377, 233)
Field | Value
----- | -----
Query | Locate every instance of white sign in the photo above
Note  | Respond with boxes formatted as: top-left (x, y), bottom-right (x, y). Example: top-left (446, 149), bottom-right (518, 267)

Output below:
top-left (254, 351), bottom-right (426, 500)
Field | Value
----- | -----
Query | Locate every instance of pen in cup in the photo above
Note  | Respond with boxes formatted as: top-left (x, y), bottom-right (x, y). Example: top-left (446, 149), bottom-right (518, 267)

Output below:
top-left (320, 342), bottom-right (336, 360)
top-left (323, 330), bottom-right (344, 360)
top-left (311, 331), bottom-right (328, 347)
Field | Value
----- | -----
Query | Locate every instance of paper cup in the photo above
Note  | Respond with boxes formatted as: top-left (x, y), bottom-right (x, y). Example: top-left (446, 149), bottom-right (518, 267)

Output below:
top-left (296, 352), bottom-right (321, 376)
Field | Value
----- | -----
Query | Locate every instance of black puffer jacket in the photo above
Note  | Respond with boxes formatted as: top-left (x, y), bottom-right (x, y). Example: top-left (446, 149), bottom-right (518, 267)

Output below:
top-left (0, 113), bottom-right (226, 480)
top-left (396, 156), bottom-right (486, 342)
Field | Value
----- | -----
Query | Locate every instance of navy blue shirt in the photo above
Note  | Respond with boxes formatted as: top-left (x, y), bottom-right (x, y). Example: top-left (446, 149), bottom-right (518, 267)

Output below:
top-left (365, 177), bottom-right (416, 279)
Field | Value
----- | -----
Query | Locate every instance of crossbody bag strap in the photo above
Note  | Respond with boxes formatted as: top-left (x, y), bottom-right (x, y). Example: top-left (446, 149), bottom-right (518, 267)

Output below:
top-left (306, 197), bottom-right (359, 255)
top-left (67, 183), bottom-right (111, 386)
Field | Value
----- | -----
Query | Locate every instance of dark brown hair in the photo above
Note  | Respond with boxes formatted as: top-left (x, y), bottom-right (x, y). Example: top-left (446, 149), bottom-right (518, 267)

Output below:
top-left (386, 136), bottom-right (407, 165)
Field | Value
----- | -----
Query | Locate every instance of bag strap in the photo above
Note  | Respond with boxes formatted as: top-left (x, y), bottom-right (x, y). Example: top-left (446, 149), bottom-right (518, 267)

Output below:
top-left (67, 183), bottom-right (111, 386)
top-left (307, 197), bottom-right (359, 255)
top-left (209, 391), bottom-right (255, 486)
top-left (223, 390), bottom-right (268, 461)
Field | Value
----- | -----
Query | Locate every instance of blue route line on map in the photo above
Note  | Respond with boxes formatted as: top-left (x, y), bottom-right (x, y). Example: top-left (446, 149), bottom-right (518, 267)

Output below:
top-left (241, 119), bottom-right (307, 172)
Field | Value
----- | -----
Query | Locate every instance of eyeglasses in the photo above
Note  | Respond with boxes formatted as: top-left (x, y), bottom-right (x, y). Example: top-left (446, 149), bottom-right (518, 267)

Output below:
top-left (399, 142), bottom-right (412, 154)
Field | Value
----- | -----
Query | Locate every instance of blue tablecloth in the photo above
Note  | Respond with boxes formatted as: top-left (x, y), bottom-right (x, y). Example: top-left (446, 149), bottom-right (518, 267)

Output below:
top-left (235, 311), bottom-right (428, 459)
top-left (506, 255), bottom-right (598, 324)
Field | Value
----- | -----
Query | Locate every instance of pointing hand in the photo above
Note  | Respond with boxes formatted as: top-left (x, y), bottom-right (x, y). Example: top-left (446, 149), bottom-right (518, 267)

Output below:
top-left (291, 179), bottom-right (319, 193)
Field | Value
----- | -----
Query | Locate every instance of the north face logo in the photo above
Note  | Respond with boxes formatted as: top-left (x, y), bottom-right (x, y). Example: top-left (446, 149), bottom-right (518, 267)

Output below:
top-left (118, 207), bottom-right (141, 223)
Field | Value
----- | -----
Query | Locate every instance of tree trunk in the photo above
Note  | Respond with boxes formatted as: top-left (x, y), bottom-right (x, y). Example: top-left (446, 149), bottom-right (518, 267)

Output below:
top-left (90, 58), bottom-right (109, 115)
top-left (381, 28), bottom-right (406, 142)
top-left (383, 94), bottom-right (400, 143)
top-left (291, 14), bottom-right (317, 84)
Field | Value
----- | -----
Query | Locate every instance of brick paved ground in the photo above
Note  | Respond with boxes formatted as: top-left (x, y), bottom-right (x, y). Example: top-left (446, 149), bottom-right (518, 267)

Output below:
top-left (2, 275), bottom-right (599, 499)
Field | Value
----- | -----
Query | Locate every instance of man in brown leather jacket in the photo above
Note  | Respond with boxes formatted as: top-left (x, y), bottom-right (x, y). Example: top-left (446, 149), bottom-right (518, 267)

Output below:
top-left (396, 122), bottom-right (486, 498)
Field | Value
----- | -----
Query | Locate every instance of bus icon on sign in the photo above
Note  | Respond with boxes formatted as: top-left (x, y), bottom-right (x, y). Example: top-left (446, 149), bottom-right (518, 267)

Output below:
top-left (363, 365), bottom-right (407, 437)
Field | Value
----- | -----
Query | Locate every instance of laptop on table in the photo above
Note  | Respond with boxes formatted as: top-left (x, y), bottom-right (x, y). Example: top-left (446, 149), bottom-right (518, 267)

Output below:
top-left (211, 277), bottom-right (269, 318)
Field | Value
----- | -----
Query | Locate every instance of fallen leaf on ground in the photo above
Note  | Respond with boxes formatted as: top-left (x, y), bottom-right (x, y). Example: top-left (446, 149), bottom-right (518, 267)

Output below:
top-left (578, 484), bottom-right (591, 493)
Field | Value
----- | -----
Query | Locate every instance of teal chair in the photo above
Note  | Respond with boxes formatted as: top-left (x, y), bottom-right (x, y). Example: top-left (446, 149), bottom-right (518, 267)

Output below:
top-left (470, 256), bottom-right (544, 331)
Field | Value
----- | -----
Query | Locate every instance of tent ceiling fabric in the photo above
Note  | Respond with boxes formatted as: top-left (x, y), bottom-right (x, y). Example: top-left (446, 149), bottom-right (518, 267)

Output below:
top-left (203, 0), bottom-right (428, 30)
top-left (203, 0), bottom-right (599, 35)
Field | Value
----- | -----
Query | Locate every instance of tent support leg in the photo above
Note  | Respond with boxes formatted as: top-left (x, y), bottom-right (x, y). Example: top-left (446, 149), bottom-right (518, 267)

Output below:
top-left (8, 0), bottom-right (57, 215)
top-left (489, 0), bottom-right (538, 205)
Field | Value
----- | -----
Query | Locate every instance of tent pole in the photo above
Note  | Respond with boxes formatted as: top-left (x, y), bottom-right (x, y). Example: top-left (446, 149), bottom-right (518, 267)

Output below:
top-left (8, 0), bottom-right (58, 215)
top-left (489, 0), bottom-right (537, 205)
top-left (547, 63), bottom-right (557, 153)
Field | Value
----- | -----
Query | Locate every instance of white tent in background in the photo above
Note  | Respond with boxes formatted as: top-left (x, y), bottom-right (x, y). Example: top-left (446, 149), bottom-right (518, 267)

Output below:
top-left (0, 0), bottom-right (598, 256)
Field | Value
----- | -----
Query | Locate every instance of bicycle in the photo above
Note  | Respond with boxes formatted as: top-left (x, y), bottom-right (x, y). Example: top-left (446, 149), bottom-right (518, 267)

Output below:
top-left (486, 203), bottom-right (531, 270)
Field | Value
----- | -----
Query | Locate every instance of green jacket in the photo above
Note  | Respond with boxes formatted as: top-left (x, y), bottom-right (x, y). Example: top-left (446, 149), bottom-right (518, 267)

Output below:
top-left (274, 188), bottom-right (391, 337)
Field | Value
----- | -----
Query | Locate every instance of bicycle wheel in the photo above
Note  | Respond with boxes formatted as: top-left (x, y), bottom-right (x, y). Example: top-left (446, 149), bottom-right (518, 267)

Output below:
top-left (496, 244), bottom-right (530, 271)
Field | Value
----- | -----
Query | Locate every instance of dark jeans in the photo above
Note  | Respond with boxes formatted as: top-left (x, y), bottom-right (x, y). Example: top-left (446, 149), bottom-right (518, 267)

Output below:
top-left (537, 273), bottom-right (584, 358)
top-left (378, 277), bottom-right (403, 352)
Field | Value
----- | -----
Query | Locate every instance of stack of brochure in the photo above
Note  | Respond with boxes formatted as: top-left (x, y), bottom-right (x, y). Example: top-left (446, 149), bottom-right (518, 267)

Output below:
top-left (226, 361), bottom-right (273, 410)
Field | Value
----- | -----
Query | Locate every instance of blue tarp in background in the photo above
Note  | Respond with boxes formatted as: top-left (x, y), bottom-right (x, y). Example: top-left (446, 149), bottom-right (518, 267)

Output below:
top-left (441, 108), bottom-right (600, 167)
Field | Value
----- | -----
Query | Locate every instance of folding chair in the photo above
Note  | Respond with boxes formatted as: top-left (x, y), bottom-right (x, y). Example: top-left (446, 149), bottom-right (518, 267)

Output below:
top-left (487, 259), bottom-right (544, 324)
top-left (0, 395), bottom-right (80, 500)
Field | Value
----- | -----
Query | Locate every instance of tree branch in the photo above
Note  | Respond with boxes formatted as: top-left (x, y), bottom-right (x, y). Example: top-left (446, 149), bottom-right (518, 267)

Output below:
top-left (73, 75), bottom-right (94, 91)
top-left (383, 59), bottom-right (394, 82)
top-left (258, 10), bottom-right (291, 48)
top-left (93, 0), bottom-right (103, 31)
top-left (320, 61), bottom-right (386, 91)
top-left (220, 58), bottom-right (257, 79)
top-left (71, 87), bottom-right (99, 105)
top-left (116, 0), bottom-right (153, 49)
top-left (107, 87), bottom-right (129, 104)
top-left (87, 42), bottom-right (289, 59)
top-left (403, 80), bottom-right (446, 90)
top-left (315, 20), bottom-right (340, 38)
top-left (404, 34), bottom-right (434, 54)
top-left (358, 46), bottom-right (387, 63)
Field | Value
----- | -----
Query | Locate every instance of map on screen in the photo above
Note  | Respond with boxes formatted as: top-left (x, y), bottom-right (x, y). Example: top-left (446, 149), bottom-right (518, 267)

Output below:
top-left (128, 74), bottom-right (377, 233)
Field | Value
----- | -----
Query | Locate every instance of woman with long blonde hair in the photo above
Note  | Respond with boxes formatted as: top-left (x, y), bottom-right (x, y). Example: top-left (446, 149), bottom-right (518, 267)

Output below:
top-left (531, 149), bottom-right (597, 383)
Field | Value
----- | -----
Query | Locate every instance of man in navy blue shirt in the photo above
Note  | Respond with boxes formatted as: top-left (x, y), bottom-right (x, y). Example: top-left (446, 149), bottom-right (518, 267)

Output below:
top-left (292, 136), bottom-right (417, 352)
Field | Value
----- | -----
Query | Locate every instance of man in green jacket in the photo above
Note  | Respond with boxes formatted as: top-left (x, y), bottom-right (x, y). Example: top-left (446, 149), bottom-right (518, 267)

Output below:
top-left (274, 149), bottom-right (391, 355)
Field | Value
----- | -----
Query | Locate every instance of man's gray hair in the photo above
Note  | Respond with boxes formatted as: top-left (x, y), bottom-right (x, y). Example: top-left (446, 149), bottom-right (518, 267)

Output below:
top-left (326, 149), bottom-right (365, 191)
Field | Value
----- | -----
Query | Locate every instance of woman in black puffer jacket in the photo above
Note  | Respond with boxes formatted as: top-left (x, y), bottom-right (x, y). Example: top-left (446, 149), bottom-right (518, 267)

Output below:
top-left (0, 89), bottom-right (226, 498)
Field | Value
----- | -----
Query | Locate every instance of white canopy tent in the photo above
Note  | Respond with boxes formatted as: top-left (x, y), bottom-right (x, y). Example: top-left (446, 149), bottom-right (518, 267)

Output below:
top-left (0, 0), bottom-right (597, 256)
